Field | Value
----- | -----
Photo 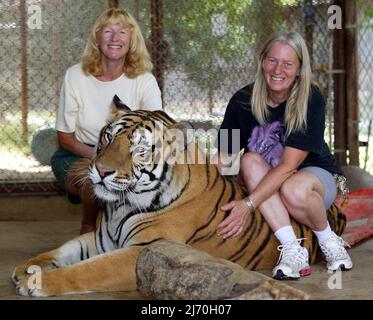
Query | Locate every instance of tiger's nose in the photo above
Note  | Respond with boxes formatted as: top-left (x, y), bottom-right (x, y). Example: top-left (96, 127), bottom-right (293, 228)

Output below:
top-left (96, 165), bottom-right (115, 179)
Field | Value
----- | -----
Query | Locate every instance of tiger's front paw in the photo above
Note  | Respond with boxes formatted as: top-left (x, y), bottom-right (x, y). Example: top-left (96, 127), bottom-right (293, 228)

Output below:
top-left (14, 272), bottom-right (49, 297)
top-left (12, 254), bottom-right (58, 286)
top-left (12, 263), bottom-right (38, 286)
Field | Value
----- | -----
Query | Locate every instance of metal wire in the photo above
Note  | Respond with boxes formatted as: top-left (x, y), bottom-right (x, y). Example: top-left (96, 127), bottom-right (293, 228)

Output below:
top-left (0, 0), bottom-right (372, 195)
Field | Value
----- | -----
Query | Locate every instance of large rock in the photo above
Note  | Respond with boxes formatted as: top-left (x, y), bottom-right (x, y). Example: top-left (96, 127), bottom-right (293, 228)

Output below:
top-left (136, 240), bottom-right (309, 300)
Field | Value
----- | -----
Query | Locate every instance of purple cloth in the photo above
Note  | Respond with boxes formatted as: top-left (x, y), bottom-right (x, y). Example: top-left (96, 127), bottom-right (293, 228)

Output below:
top-left (247, 121), bottom-right (284, 167)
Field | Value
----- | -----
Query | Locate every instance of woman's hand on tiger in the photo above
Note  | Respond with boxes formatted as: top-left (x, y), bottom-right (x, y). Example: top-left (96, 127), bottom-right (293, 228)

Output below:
top-left (217, 200), bottom-right (249, 239)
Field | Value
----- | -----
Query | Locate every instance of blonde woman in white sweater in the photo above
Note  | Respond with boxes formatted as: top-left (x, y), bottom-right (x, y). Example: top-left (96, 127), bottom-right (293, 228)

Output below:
top-left (52, 8), bottom-right (162, 234)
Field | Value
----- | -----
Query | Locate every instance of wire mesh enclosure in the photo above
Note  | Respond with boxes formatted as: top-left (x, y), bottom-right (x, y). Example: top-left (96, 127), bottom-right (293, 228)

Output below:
top-left (0, 0), bottom-right (372, 195)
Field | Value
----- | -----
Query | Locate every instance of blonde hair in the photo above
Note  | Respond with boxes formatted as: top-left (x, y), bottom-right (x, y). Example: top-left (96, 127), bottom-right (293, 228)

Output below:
top-left (81, 8), bottom-right (153, 78)
top-left (251, 31), bottom-right (313, 136)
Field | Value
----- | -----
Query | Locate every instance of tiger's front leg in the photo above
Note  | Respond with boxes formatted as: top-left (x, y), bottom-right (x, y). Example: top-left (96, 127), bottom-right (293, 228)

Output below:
top-left (12, 232), bottom-right (98, 287)
top-left (15, 246), bottom-right (143, 297)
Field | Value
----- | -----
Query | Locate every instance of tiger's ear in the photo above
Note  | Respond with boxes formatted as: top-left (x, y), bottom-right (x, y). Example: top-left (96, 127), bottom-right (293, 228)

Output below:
top-left (112, 95), bottom-right (131, 112)
top-left (107, 95), bottom-right (132, 123)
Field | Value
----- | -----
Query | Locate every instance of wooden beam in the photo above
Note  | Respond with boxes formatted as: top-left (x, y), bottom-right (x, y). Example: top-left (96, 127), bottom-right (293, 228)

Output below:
top-left (344, 0), bottom-right (359, 165)
top-left (333, 0), bottom-right (347, 166)
top-left (149, 0), bottom-right (165, 97)
top-left (304, 0), bottom-right (314, 66)
top-left (19, 0), bottom-right (28, 143)
top-left (133, 0), bottom-right (140, 21)
top-left (52, 0), bottom-right (61, 113)
top-left (107, 0), bottom-right (119, 8)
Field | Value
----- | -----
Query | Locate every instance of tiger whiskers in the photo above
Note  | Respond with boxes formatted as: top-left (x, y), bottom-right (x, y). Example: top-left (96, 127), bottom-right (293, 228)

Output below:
top-left (126, 188), bottom-right (144, 215)
top-left (91, 191), bottom-right (106, 207)
top-left (148, 197), bottom-right (162, 211)
top-left (128, 185), bottom-right (162, 213)
top-left (119, 188), bottom-right (139, 215)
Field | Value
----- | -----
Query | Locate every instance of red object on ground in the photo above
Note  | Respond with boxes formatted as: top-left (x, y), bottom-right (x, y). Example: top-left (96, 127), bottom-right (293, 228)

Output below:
top-left (340, 189), bottom-right (373, 247)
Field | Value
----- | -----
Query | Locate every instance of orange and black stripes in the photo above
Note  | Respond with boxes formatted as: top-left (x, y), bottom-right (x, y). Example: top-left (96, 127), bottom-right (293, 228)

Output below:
top-left (89, 108), bottom-right (347, 272)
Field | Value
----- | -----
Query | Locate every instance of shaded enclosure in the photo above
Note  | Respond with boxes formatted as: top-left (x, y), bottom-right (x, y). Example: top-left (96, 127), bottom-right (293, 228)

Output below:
top-left (0, 0), bottom-right (372, 194)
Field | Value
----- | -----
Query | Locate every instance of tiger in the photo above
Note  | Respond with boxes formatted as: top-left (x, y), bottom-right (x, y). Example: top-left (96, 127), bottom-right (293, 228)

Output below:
top-left (12, 96), bottom-right (346, 297)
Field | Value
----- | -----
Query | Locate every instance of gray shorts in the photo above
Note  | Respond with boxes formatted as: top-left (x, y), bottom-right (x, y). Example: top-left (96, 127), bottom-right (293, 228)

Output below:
top-left (299, 166), bottom-right (337, 209)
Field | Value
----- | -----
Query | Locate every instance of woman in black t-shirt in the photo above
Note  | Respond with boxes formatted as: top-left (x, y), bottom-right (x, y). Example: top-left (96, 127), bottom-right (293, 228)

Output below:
top-left (216, 31), bottom-right (352, 280)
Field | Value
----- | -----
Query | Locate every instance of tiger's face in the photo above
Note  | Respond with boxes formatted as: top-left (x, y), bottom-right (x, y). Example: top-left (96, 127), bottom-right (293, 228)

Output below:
top-left (89, 112), bottom-right (170, 202)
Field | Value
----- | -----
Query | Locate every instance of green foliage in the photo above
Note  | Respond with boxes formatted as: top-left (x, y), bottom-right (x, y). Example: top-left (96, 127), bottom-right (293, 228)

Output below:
top-left (279, 0), bottom-right (300, 4)
top-left (161, 0), bottom-right (292, 92)
top-left (163, 0), bottom-right (252, 80)
top-left (0, 111), bottom-right (55, 155)
top-left (0, 121), bottom-right (37, 156)
top-left (359, 0), bottom-right (373, 28)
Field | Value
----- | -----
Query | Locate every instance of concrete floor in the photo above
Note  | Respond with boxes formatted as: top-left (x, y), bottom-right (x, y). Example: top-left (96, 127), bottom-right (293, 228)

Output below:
top-left (2, 162), bottom-right (373, 300)
top-left (1, 220), bottom-right (372, 300)
top-left (0, 221), bottom-right (148, 300)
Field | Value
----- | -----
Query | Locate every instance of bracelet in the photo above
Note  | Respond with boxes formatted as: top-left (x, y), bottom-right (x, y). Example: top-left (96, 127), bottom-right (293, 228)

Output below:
top-left (244, 196), bottom-right (256, 214)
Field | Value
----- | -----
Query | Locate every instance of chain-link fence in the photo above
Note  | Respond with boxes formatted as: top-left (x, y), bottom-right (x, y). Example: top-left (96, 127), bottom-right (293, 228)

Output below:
top-left (0, 0), bottom-right (372, 195)
top-left (0, 0), bottom-right (107, 193)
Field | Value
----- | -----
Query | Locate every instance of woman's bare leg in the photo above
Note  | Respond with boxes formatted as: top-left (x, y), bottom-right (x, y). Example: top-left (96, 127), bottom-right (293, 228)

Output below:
top-left (66, 159), bottom-right (101, 234)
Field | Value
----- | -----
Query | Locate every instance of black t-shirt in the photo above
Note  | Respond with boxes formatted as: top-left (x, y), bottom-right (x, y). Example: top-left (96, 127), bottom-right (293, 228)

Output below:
top-left (216, 83), bottom-right (343, 175)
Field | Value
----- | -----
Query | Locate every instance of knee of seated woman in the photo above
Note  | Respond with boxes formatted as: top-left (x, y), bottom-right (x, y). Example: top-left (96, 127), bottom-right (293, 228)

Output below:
top-left (280, 178), bottom-right (316, 209)
top-left (66, 176), bottom-right (81, 195)
top-left (66, 168), bottom-right (86, 195)
top-left (240, 152), bottom-right (270, 171)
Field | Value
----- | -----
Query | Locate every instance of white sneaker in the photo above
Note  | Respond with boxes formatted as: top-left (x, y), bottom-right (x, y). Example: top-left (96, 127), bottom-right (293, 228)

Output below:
top-left (318, 232), bottom-right (353, 271)
top-left (272, 239), bottom-right (312, 280)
